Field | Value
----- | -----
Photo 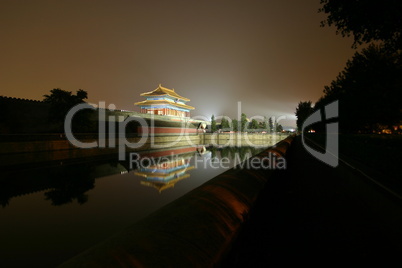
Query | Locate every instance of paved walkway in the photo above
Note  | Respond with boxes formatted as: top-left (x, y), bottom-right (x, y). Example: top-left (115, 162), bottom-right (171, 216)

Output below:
top-left (222, 136), bottom-right (402, 266)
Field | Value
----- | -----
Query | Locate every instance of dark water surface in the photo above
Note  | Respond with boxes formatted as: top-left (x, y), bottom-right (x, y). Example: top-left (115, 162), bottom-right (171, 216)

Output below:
top-left (0, 146), bottom-right (265, 267)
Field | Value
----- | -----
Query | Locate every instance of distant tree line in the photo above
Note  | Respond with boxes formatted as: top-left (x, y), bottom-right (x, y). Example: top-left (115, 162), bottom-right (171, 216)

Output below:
top-left (210, 113), bottom-right (283, 133)
top-left (296, 1), bottom-right (402, 134)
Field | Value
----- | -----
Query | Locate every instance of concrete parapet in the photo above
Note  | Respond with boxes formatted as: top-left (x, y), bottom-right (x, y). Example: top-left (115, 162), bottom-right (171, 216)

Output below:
top-left (59, 135), bottom-right (294, 268)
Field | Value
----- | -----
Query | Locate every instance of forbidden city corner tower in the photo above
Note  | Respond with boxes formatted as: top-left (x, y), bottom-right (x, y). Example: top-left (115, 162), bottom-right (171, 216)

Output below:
top-left (135, 84), bottom-right (195, 117)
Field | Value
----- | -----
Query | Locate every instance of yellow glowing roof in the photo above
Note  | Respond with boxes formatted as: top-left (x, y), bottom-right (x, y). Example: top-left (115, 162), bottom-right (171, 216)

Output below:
top-left (134, 99), bottom-right (195, 110)
top-left (140, 84), bottom-right (190, 102)
top-left (135, 166), bottom-right (194, 178)
top-left (140, 174), bottom-right (190, 192)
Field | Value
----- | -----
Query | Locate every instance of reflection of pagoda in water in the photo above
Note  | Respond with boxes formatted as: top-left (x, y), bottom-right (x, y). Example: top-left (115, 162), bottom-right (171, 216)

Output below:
top-left (135, 154), bottom-right (195, 193)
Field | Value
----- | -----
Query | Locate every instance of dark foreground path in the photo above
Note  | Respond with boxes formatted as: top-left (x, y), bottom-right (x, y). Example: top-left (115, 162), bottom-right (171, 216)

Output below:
top-left (222, 136), bottom-right (402, 266)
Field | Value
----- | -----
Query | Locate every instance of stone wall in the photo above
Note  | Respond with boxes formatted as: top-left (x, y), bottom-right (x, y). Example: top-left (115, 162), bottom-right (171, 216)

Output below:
top-left (0, 96), bottom-right (51, 133)
top-left (0, 96), bottom-right (205, 134)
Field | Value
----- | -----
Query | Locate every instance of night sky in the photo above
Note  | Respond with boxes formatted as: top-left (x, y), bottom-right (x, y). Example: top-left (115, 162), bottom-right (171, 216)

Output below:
top-left (0, 0), bottom-right (356, 127)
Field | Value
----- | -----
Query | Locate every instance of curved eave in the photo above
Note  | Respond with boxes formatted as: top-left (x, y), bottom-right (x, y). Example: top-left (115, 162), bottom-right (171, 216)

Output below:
top-left (141, 93), bottom-right (190, 102)
top-left (134, 100), bottom-right (195, 110)
top-left (140, 86), bottom-right (190, 102)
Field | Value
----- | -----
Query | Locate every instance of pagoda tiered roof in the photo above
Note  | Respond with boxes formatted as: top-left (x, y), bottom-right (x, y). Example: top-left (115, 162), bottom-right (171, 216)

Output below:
top-left (135, 84), bottom-right (194, 117)
top-left (140, 84), bottom-right (190, 101)
top-left (134, 99), bottom-right (195, 110)
top-left (135, 84), bottom-right (194, 110)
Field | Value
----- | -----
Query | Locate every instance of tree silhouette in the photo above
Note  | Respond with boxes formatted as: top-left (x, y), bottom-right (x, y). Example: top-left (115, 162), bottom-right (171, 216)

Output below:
top-left (240, 113), bottom-right (248, 132)
top-left (43, 88), bottom-right (88, 122)
top-left (295, 101), bottom-right (314, 132)
top-left (232, 119), bottom-right (239, 132)
top-left (43, 88), bottom-right (87, 105)
top-left (268, 117), bottom-right (274, 133)
top-left (320, 0), bottom-right (402, 51)
top-left (221, 116), bottom-right (230, 131)
top-left (211, 115), bottom-right (217, 132)
top-left (43, 88), bottom-right (92, 132)
top-left (260, 116), bottom-right (268, 130)
top-left (275, 123), bottom-right (283, 133)
top-left (250, 119), bottom-right (259, 131)
top-left (315, 44), bottom-right (402, 132)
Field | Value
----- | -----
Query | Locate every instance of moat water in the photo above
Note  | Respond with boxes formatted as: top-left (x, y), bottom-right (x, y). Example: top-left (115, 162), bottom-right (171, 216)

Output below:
top-left (0, 146), bottom-right (267, 267)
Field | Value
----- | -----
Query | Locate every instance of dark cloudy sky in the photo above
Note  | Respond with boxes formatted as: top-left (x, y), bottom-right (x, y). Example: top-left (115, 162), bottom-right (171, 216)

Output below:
top-left (0, 0), bottom-right (356, 127)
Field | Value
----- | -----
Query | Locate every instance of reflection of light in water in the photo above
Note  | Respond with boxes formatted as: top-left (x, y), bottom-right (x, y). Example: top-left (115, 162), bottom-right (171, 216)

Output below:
top-left (2, 145), bottom-right (274, 267)
top-left (140, 174), bottom-right (191, 193)
top-left (135, 155), bottom-right (195, 192)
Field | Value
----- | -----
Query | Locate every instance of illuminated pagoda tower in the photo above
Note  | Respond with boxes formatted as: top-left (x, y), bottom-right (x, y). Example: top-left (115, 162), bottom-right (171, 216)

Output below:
top-left (135, 84), bottom-right (194, 117)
